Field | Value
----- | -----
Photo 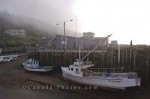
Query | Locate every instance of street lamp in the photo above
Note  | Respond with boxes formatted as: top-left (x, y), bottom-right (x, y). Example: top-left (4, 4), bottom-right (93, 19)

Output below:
top-left (56, 19), bottom-right (73, 66)
top-left (56, 19), bottom-right (73, 52)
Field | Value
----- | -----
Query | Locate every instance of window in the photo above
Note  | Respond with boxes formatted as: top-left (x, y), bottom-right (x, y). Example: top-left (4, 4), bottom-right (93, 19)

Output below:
top-left (75, 68), bottom-right (79, 74)
top-left (71, 68), bottom-right (73, 71)
top-left (76, 69), bottom-right (79, 72)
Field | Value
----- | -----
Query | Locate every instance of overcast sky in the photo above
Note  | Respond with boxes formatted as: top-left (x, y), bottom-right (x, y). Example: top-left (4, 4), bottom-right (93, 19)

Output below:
top-left (0, 0), bottom-right (76, 23)
top-left (0, 0), bottom-right (150, 44)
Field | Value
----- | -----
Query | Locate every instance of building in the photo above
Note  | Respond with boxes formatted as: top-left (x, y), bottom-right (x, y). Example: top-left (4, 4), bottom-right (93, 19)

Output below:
top-left (51, 35), bottom-right (79, 50)
top-left (110, 40), bottom-right (118, 48)
top-left (83, 32), bottom-right (95, 39)
top-left (33, 36), bottom-right (53, 48)
top-left (4, 29), bottom-right (26, 36)
top-left (80, 32), bottom-right (108, 50)
top-left (51, 32), bottom-right (108, 50)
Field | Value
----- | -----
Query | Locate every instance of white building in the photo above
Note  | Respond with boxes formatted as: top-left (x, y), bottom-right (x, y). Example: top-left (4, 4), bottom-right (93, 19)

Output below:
top-left (5, 29), bottom-right (26, 36)
top-left (110, 40), bottom-right (118, 48)
top-left (83, 32), bottom-right (95, 40)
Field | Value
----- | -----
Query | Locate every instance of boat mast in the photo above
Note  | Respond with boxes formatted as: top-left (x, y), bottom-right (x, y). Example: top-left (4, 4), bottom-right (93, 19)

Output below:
top-left (118, 44), bottom-right (120, 66)
top-left (79, 43), bottom-right (81, 63)
top-left (81, 34), bottom-right (112, 61)
top-left (118, 44), bottom-right (123, 72)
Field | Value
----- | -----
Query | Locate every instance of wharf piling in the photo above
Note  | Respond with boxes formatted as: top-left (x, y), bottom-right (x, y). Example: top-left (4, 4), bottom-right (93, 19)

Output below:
top-left (28, 46), bottom-right (150, 86)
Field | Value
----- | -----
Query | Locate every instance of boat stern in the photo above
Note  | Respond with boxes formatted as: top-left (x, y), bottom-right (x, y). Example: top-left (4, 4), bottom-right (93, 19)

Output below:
top-left (136, 77), bottom-right (141, 86)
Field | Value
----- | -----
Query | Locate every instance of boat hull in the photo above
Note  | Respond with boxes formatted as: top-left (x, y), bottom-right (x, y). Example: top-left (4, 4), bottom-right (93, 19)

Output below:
top-left (23, 64), bottom-right (53, 72)
top-left (24, 66), bottom-right (53, 72)
top-left (61, 67), bottom-right (141, 90)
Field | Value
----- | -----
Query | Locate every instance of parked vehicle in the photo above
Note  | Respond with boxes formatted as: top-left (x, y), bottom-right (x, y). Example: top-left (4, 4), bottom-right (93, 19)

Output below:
top-left (0, 55), bottom-right (19, 62)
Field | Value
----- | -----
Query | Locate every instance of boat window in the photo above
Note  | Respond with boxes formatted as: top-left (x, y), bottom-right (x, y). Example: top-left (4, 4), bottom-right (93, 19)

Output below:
top-left (69, 68), bottom-right (70, 70)
top-left (76, 68), bottom-right (79, 72)
top-left (71, 68), bottom-right (73, 71)
top-left (3, 57), bottom-right (9, 59)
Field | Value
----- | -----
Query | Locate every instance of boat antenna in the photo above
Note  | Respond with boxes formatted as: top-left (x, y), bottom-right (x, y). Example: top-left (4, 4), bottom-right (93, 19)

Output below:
top-left (118, 44), bottom-right (120, 67)
top-left (81, 34), bottom-right (112, 61)
top-left (79, 43), bottom-right (81, 63)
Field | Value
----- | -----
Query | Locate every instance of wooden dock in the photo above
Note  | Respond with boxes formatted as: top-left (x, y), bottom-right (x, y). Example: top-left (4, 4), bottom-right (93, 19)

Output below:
top-left (28, 46), bottom-right (150, 86)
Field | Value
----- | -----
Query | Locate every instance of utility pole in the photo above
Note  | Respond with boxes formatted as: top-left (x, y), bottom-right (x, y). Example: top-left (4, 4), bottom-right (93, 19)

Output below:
top-left (64, 21), bottom-right (66, 53)
top-left (57, 19), bottom-right (73, 65)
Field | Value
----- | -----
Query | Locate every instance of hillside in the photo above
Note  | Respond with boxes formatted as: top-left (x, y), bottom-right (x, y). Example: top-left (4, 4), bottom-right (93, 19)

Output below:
top-left (0, 11), bottom-right (56, 47)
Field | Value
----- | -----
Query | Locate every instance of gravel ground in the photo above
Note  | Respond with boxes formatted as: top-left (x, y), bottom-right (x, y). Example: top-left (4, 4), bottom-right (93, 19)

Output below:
top-left (0, 53), bottom-right (150, 99)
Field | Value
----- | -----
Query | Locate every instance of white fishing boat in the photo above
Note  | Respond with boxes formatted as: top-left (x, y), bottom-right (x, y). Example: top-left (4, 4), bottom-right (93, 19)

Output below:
top-left (61, 34), bottom-right (141, 90)
top-left (23, 59), bottom-right (53, 72)
top-left (61, 59), bottom-right (141, 90)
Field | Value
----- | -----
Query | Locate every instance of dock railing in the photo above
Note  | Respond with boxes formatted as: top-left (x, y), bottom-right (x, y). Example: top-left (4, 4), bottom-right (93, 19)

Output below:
top-left (87, 67), bottom-right (124, 73)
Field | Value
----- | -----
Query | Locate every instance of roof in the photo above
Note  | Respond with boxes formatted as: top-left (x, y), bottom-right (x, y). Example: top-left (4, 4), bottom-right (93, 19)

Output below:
top-left (83, 32), bottom-right (95, 34)
top-left (94, 37), bottom-right (107, 40)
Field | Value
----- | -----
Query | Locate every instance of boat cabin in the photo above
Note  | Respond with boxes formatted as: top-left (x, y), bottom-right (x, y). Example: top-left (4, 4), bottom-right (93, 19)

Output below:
top-left (24, 59), bottom-right (39, 68)
top-left (67, 59), bottom-right (94, 77)
top-left (68, 64), bottom-right (83, 77)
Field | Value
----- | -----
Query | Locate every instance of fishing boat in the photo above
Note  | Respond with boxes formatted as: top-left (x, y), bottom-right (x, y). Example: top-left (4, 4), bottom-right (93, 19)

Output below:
top-left (61, 59), bottom-right (141, 89)
top-left (23, 59), bottom-right (53, 72)
top-left (61, 34), bottom-right (141, 90)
